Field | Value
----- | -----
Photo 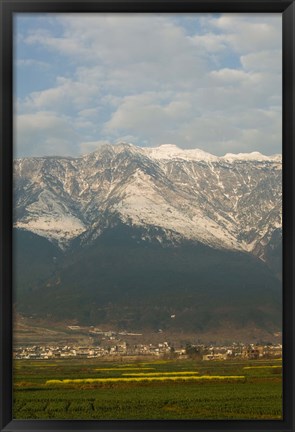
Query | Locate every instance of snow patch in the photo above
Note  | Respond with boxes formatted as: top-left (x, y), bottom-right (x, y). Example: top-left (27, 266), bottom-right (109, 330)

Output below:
top-left (143, 144), bottom-right (219, 162)
top-left (223, 152), bottom-right (273, 162)
top-left (15, 215), bottom-right (86, 245)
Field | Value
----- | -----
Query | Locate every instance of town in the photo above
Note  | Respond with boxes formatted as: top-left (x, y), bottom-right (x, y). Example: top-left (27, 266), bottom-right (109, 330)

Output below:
top-left (14, 326), bottom-right (282, 360)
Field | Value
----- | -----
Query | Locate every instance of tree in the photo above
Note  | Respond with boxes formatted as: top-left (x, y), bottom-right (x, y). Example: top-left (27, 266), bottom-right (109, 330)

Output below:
top-left (185, 344), bottom-right (203, 359)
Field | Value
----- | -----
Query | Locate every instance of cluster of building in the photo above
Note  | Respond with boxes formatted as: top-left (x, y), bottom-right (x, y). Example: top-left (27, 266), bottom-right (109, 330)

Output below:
top-left (14, 341), bottom-right (173, 360)
top-left (201, 343), bottom-right (282, 360)
top-left (14, 340), bottom-right (282, 361)
top-left (13, 323), bottom-right (282, 360)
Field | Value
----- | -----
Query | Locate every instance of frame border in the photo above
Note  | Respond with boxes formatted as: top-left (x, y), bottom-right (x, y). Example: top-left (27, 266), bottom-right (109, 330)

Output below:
top-left (1, 1), bottom-right (294, 431)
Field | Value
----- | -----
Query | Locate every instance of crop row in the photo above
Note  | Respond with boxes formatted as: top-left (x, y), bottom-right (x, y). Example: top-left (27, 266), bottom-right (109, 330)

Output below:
top-left (122, 371), bottom-right (199, 376)
top-left (243, 366), bottom-right (282, 370)
top-left (46, 375), bottom-right (246, 385)
top-left (94, 367), bottom-right (154, 371)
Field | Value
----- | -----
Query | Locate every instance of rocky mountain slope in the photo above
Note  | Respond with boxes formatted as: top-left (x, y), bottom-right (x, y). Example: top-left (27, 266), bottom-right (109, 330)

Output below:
top-left (14, 143), bottom-right (282, 262)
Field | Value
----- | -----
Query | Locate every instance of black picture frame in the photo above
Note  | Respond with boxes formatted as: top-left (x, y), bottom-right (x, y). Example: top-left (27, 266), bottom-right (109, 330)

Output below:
top-left (0, 0), bottom-right (294, 431)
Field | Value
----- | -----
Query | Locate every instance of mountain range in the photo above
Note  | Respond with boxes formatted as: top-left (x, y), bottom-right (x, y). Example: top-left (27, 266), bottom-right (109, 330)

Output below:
top-left (13, 143), bottom-right (282, 341)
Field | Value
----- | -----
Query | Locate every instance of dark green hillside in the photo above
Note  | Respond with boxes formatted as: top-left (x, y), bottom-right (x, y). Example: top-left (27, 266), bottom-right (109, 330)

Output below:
top-left (13, 229), bottom-right (62, 304)
top-left (13, 225), bottom-right (281, 334)
top-left (264, 228), bottom-right (282, 279)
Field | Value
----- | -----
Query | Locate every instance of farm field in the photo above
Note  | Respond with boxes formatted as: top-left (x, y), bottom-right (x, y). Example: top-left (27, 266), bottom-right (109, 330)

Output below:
top-left (13, 358), bottom-right (282, 420)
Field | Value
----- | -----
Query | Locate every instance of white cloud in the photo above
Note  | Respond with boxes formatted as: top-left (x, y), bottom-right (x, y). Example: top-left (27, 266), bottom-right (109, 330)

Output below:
top-left (16, 13), bottom-right (282, 157)
top-left (210, 68), bottom-right (260, 83)
top-left (189, 32), bottom-right (228, 53)
top-left (15, 112), bottom-right (81, 157)
top-left (22, 76), bottom-right (101, 111)
top-left (240, 49), bottom-right (282, 72)
top-left (207, 14), bottom-right (282, 53)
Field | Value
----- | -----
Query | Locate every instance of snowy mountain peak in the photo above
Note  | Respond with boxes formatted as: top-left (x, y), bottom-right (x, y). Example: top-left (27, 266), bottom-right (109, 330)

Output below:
top-left (143, 144), bottom-right (218, 161)
top-left (47, 142), bottom-right (280, 165)
top-left (84, 142), bottom-right (137, 159)
top-left (113, 141), bottom-right (137, 151)
top-left (222, 151), bottom-right (281, 162)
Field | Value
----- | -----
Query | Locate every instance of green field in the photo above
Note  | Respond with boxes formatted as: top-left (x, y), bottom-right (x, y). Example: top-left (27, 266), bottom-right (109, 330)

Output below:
top-left (13, 358), bottom-right (282, 420)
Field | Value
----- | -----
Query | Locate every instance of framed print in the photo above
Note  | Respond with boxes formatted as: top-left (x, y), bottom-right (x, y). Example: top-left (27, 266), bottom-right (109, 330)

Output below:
top-left (1, 0), bottom-right (294, 431)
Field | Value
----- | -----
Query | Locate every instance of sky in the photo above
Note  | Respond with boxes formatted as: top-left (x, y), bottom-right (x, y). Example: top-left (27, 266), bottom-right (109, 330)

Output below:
top-left (14, 13), bottom-right (282, 158)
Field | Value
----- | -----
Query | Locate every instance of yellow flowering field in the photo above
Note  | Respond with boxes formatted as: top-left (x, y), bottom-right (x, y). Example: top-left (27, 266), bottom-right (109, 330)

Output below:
top-left (46, 375), bottom-right (245, 385)
top-left (122, 371), bottom-right (199, 376)
top-left (243, 365), bottom-right (282, 370)
top-left (94, 367), bottom-right (155, 371)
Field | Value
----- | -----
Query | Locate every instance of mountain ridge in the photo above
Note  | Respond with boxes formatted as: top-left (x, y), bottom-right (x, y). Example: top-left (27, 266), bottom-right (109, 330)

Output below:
top-left (14, 143), bottom-right (282, 263)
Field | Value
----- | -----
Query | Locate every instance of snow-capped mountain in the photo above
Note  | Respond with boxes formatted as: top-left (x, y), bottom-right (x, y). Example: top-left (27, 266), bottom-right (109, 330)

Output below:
top-left (14, 143), bottom-right (282, 262)
top-left (13, 143), bottom-right (282, 338)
